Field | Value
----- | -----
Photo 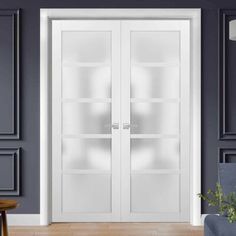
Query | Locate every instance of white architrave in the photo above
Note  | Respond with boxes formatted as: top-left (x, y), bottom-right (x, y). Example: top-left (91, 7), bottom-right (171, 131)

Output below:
top-left (40, 8), bottom-right (201, 226)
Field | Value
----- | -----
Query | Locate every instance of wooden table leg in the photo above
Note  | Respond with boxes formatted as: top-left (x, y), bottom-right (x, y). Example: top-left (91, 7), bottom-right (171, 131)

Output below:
top-left (1, 211), bottom-right (8, 236)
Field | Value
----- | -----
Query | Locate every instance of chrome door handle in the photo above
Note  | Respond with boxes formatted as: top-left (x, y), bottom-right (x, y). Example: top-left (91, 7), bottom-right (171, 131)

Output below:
top-left (123, 123), bottom-right (130, 129)
top-left (112, 123), bottom-right (119, 129)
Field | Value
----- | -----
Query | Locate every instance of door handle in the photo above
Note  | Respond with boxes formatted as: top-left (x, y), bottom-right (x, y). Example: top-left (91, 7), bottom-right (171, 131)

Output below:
top-left (123, 123), bottom-right (130, 129)
top-left (112, 123), bottom-right (119, 129)
top-left (123, 123), bottom-right (138, 129)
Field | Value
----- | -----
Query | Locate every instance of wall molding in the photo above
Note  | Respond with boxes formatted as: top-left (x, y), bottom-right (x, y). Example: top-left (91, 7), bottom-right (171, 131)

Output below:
top-left (0, 148), bottom-right (20, 195)
top-left (219, 9), bottom-right (236, 140)
top-left (8, 214), bottom-right (40, 226)
top-left (218, 148), bottom-right (236, 163)
top-left (0, 9), bottom-right (20, 140)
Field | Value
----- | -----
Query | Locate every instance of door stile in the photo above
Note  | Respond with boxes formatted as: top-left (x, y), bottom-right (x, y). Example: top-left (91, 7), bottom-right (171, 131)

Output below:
top-left (179, 21), bottom-right (190, 221)
top-left (52, 21), bottom-right (63, 221)
top-left (120, 21), bottom-right (131, 221)
top-left (111, 21), bottom-right (121, 221)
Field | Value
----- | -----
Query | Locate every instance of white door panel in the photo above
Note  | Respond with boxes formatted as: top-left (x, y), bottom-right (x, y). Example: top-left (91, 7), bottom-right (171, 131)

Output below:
top-left (52, 19), bottom-right (190, 222)
top-left (52, 20), bottom-right (121, 222)
top-left (121, 20), bottom-right (190, 222)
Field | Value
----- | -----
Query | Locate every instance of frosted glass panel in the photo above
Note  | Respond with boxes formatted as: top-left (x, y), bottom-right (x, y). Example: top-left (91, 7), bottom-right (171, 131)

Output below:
top-left (131, 67), bottom-right (179, 98)
top-left (131, 103), bottom-right (179, 134)
top-left (131, 32), bottom-right (180, 63)
top-left (62, 32), bottom-right (110, 63)
top-left (62, 67), bottom-right (111, 99)
top-left (131, 139), bottom-right (179, 170)
top-left (131, 174), bottom-right (179, 212)
top-left (63, 174), bottom-right (111, 213)
top-left (63, 103), bottom-right (111, 134)
top-left (62, 139), bottom-right (111, 170)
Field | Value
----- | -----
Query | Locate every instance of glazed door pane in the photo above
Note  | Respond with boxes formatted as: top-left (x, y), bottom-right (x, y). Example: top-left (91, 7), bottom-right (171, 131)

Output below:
top-left (131, 31), bottom-right (179, 63)
top-left (131, 174), bottom-right (180, 213)
top-left (62, 103), bottom-right (111, 134)
top-left (131, 139), bottom-right (180, 170)
top-left (131, 67), bottom-right (179, 99)
top-left (62, 67), bottom-right (111, 99)
top-left (63, 174), bottom-right (111, 213)
top-left (130, 103), bottom-right (179, 134)
top-left (62, 138), bottom-right (111, 170)
top-left (62, 31), bottom-right (111, 63)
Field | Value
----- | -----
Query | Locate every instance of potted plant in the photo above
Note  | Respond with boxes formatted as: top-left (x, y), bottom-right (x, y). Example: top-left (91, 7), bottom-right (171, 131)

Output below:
top-left (198, 183), bottom-right (236, 223)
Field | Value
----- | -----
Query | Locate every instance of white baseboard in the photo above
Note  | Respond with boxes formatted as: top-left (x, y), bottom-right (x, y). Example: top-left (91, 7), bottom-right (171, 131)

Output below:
top-left (201, 214), bottom-right (208, 225)
top-left (7, 214), bottom-right (40, 226)
top-left (201, 214), bottom-right (219, 225)
top-left (6, 214), bottom-right (208, 226)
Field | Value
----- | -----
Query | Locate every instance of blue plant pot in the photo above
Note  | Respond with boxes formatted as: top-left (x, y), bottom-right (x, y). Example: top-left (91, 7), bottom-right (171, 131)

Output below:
top-left (205, 215), bottom-right (236, 236)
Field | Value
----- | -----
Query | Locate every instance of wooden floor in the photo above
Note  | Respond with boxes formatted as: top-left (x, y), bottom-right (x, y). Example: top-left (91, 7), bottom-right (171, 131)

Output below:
top-left (9, 223), bottom-right (203, 236)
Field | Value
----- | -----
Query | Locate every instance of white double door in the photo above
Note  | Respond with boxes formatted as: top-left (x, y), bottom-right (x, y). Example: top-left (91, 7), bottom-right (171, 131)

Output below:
top-left (52, 19), bottom-right (190, 222)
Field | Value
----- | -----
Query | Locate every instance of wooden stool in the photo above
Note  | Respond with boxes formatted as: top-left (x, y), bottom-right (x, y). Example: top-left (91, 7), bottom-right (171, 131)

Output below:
top-left (0, 200), bottom-right (18, 236)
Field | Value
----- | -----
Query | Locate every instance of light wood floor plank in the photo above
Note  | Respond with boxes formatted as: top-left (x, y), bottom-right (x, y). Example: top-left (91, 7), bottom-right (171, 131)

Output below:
top-left (9, 223), bottom-right (203, 236)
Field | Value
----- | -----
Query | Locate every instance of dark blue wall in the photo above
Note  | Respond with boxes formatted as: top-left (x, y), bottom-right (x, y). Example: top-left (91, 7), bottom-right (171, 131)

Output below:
top-left (0, 0), bottom-right (235, 214)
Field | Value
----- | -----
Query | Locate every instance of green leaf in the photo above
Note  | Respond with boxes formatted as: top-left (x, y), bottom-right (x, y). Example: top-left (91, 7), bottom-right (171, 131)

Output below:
top-left (198, 183), bottom-right (236, 223)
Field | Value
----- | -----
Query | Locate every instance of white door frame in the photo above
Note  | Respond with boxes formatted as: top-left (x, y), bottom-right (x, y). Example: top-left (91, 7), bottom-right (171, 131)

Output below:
top-left (40, 8), bottom-right (201, 226)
